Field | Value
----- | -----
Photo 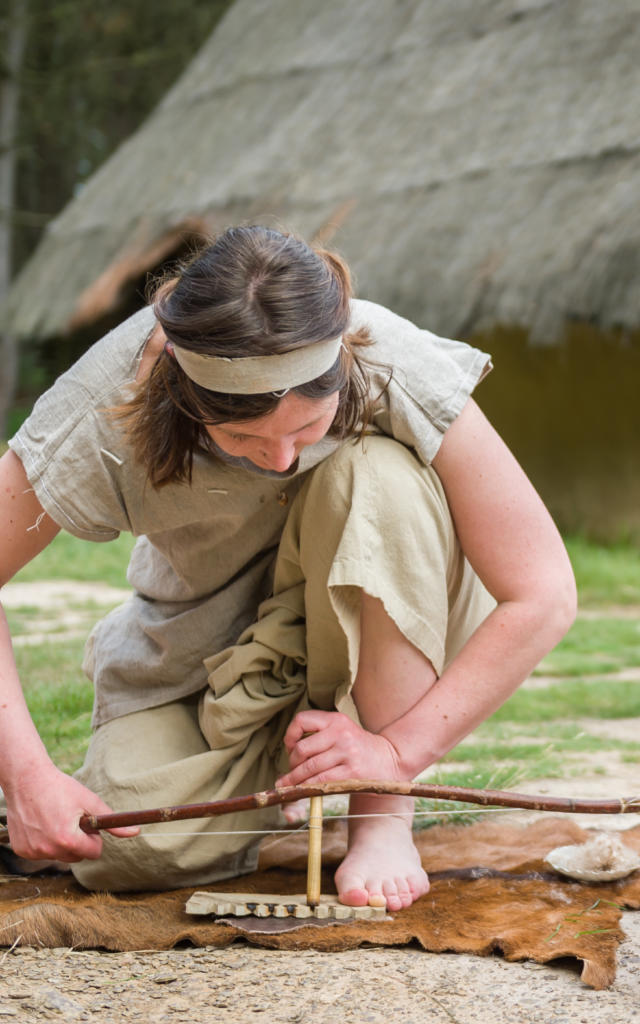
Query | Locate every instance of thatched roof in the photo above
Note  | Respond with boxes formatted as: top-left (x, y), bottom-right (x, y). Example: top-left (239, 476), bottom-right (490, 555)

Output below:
top-left (4, 0), bottom-right (640, 343)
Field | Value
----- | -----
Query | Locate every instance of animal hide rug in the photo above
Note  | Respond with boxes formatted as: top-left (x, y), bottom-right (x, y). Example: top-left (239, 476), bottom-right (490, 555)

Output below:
top-left (2, 817), bottom-right (640, 990)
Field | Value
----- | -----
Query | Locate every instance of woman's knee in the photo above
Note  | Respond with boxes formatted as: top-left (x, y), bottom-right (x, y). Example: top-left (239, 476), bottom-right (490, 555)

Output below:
top-left (71, 828), bottom-right (262, 892)
top-left (301, 436), bottom-right (452, 539)
top-left (292, 435), bottom-right (455, 591)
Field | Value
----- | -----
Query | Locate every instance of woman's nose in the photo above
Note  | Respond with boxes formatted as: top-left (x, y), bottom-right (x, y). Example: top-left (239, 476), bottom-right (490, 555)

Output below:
top-left (261, 439), bottom-right (297, 471)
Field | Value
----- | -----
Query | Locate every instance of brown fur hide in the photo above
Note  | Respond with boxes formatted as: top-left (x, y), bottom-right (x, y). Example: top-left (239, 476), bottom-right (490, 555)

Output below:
top-left (2, 817), bottom-right (640, 990)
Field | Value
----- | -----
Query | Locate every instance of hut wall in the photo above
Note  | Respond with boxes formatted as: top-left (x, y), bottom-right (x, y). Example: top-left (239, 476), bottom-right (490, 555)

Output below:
top-left (474, 324), bottom-right (640, 542)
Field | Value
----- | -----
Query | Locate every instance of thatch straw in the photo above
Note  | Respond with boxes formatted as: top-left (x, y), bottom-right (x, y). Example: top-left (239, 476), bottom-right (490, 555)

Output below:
top-left (3, 0), bottom-right (640, 342)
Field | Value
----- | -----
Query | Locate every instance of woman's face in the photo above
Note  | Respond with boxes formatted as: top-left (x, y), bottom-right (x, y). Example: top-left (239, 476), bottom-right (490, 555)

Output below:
top-left (205, 391), bottom-right (339, 472)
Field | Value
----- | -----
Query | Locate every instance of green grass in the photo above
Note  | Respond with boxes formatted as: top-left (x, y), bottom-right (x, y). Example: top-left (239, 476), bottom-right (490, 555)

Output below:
top-left (6, 597), bottom-right (126, 639)
top-left (483, 720), bottom-right (639, 754)
top-left (13, 530), bottom-right (136, 587)
top-left (3, 414), bottom-right (640, 817)
top-left (490, 678), bottom-right (640, 723)
top-left (2, 499), bottom-right (134, 771)
top-left (25, 677), bottom-right (94, 774)
top-left (414, 763), bottom-right (533, 828)
top-left (4, 605), bottom-right (43, 634)
top-left (8, 528), bottom-right (638, 601)
top-left (534, 617), bottom-right (640, 677)
top-left (567, 535), bottom-right (640, 607)
top-left (3, 527), bottom-right (640, 797)
top-left (410, 534), bottom-right (640, 824)
top-left (14, 638), bottom-right (94, 773)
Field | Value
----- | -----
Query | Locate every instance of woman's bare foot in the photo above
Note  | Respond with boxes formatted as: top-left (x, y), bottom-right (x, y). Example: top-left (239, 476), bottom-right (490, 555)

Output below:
top-left (282, 798), bottom-right (309, 824)
top-left (334, 795), bottom-right (429, 912)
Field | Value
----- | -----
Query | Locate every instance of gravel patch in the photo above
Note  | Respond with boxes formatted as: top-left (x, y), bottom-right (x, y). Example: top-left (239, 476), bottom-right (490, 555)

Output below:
top-left (1, 926), bottom-right (640, 1024)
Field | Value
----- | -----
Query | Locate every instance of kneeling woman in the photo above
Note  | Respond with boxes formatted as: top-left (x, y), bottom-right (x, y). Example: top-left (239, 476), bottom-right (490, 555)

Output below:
top-left (0, 226), bottom-right (576, 910)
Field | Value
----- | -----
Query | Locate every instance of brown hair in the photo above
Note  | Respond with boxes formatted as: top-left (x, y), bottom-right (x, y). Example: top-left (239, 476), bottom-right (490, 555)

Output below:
top-left (117, 226), bottom-right (382, 487)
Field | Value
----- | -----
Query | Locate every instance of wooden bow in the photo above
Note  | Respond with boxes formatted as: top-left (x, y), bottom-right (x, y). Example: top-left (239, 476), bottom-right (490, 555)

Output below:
top-left (78, 780), bottom-right (640, 831)
top-left (2, 780), bottom-right (640, 846)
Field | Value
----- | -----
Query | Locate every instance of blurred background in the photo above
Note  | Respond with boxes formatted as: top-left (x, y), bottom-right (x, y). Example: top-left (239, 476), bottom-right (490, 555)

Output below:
top-left (1, 0), bottom-right (639, 541)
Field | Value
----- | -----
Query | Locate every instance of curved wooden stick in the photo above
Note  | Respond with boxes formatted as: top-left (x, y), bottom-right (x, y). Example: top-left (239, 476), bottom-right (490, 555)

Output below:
top-left (2, 781), bottom-right (640, 846)
top-left (77, 780), bottom-right (640, 833)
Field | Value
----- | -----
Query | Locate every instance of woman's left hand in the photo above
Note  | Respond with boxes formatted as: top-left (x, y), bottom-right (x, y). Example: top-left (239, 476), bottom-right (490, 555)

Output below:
top-left (276, 709), bottom-right (403, 787)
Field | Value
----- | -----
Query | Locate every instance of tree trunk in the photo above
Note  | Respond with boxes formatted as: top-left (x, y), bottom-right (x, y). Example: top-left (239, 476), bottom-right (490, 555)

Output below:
top-left (0, 0), bottom-right (27, 438)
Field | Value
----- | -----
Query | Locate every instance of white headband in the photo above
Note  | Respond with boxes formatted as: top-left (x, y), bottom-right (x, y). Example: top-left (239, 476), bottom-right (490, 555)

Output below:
top-left (171, 335), bottom-right (342, 394)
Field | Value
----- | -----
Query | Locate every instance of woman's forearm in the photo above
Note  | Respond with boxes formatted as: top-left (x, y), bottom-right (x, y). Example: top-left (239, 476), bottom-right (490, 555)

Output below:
top-left (0, 604), bottom-right (140, 860)
top-left (381, 591), bottom-right (575, 780)
top-left (0, 606), bottom-right (54, 795)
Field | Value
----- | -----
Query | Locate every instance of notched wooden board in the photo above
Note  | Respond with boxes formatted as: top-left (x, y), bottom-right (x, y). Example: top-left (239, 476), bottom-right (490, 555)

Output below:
top-left (185, 891), bottom-right (388, 920)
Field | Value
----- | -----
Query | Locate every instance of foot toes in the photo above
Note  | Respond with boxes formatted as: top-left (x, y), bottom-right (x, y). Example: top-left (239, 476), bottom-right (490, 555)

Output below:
top-left (382, 879), bottom-right (399, 911)
top-left (393, 880), bottom-right (414, 910)
top-left (337, 874), bottom-right (387, 909)
top-left (337, 884), bottom-right (366, 909)
top-left (367, 893), bottom-right (387, 908)
top-left (407, 870), bottom-right (431, 899)
top-left (337, 870), bottom-right (429, 910)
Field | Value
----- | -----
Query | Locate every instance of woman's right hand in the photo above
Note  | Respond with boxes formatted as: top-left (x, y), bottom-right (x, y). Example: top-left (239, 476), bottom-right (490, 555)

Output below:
top-left (4, 761), bottom-right (139, 863)
top-left (0, 449), bottom-right (139, 865)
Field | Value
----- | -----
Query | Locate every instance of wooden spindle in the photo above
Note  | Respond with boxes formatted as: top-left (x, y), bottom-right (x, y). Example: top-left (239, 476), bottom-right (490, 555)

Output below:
top-left (306, 795), bottom-right (323, 907)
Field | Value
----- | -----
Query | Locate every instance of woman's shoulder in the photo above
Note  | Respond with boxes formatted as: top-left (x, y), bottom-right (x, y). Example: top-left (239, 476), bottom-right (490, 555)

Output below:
top-left (8, 307), bottom-right (158, 538)
top-left (12, 305), bottom-right (156, 446)
top-left (349, 298), bottom-right (485, 366)
top-left (63, 305), bottom-right (158, 400)
top-left (350, 298), bottom-right (492, 465)
top-left (350, 296), bottom-right (491, 393)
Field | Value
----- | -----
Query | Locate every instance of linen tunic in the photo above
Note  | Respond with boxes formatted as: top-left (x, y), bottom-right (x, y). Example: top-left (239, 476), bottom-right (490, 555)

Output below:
top-left (9, 299), bottom-right (491, 728)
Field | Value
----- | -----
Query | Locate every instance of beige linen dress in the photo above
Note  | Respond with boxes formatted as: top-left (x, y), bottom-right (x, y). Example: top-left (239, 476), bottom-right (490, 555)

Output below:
top-left (9, 298), bottom-right (494, 891)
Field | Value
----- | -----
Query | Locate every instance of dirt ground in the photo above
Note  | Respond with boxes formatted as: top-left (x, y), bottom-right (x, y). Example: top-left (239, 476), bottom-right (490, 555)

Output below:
top-left (1, 916), bottom-right (640, 1024)
top-left (2, 581), bottom-right (640, 1022)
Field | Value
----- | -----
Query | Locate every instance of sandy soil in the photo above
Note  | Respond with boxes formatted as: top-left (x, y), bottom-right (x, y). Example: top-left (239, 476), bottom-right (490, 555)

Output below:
top-left (0, 926), bottom-right (639, 1024)
top-left (2, 580), bottom-right (640, 1022)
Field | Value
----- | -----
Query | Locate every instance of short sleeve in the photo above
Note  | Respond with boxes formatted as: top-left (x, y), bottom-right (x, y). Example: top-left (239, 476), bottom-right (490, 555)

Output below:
top-left (11, 409), bottom-right (129, 541)
top-left (350, 299), bottom-right (492, 464)
top-left (8, 308), bottom-right (155, 540)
